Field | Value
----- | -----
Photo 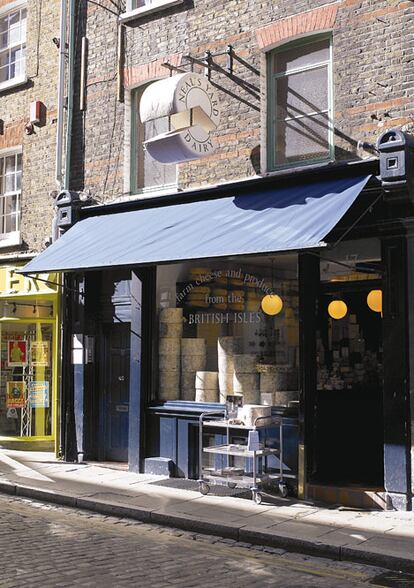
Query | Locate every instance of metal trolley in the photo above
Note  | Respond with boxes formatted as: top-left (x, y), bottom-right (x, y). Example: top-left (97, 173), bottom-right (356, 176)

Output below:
top-left (198, 410), bottom-right (289, 504)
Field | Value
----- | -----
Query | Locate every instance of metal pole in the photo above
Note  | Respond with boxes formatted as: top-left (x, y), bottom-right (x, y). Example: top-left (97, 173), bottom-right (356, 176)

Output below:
top-left (198, 413), bottom-right (203, 482)
top-left (63, 0), bottom-right (76, 190)
top-left (117, 24), bottom-right (125, 103)
top-left (79, 37), bottom-right (88, 112)
top-left (55, 0), bottom-right (67, 189)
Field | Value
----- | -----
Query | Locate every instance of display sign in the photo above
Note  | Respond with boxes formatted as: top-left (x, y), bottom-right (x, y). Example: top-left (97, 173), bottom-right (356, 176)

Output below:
top-left (31, 341), bottom-right (50, 367)
top-left (176, 266), bottom-right (276, 325)
top-left (0, 266), bottom-right (59, 296)
top-left (139, 73), bottom-right (221, 164)
top-left (7, 340), bottom-right (27, 366)
top-left (28, 381), bottom-right (49, 408)
top-left (6, 381), bottom-right (26, 408)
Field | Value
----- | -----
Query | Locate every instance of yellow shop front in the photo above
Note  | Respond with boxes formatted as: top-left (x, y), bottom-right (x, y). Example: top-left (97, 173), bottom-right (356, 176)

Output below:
top-left (0, 265), bottom-right (60, 451)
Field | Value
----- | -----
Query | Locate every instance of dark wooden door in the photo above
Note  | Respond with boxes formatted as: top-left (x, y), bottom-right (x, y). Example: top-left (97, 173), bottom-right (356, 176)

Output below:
top-left (103, 323), bottom-right (130, 461)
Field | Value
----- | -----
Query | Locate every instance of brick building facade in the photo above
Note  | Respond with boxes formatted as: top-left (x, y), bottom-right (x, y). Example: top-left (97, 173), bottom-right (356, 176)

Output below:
top-left (0, 0), bottom-right (61, 253)
top-left (22, 0), bottom-right (414, 509)
top-left (71, 0), bottom-right (414, 201)
top-left (0, 1), bottom-right (61, 451)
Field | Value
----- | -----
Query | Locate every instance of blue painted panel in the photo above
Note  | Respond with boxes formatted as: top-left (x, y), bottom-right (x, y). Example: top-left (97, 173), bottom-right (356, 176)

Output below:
top-left (128, 271), bottom-right (142, 472)
top-left (384, 443), bottom-right (408, 494)
top-left (74, 363), bottom-right (84, 459)
top-left (177, 419), bottom-right (190, 478)
top-left (159, 416), bottom-right (177, 462)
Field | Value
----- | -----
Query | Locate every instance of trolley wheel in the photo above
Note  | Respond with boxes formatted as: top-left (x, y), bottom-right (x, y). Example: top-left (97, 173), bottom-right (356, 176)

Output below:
top-left (199, 482), bottom-right (210, 495)
top-left (278, 483), bottom-right (289, 498)
top-left (252, 491), bottom-right (263, 505)
top-left (227, 482), bottom-right (237, 489)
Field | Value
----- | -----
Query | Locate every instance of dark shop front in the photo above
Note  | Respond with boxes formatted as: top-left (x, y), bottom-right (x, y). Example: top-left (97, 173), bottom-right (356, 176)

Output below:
top-left (21, 136), bottom-right (414, 510)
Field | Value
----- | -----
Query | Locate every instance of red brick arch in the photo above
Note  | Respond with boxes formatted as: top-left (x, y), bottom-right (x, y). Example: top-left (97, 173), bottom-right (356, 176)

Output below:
top-left (255, 4), bottom-right (339, 51)
top-left (124, 53), bottom-right (182, 89)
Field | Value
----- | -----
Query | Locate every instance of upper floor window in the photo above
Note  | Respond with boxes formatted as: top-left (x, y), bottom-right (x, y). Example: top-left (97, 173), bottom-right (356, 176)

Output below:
top-left (267, 36), bottom-right (333, 170)
top-left (0, 5), bottom-right (26, 88)
top-left (126, 0), bottom-right (178, 12)
top-left (129, 0), bottom-right (149, 7)
top-left (0, 150), bottom-right (21, 245)
top-left (131, 85), bottom-right (177, 194)
top-left (122, 0), bottom-right (184, 22)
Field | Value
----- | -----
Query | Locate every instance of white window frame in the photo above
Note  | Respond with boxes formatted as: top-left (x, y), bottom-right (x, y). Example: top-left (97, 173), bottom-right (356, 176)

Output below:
top-left (128, 84), bottom-right (178, 198)
top-left (121, 0), bottom-right (184, 24)
top-left (267, 34), bottom-right (334, 171)
top-left (0, 0), bottom-right (27, 93)
top-left (0, 147), bottom-right (22, 247)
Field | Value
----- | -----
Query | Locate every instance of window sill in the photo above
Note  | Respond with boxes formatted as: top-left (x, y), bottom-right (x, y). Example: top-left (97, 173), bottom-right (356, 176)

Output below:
top-left (115, 184), bottom-right (178, 203)
top-left (120, 0), bottom-right (184, 23)
top-left (0, 232), bottom-right (21, 248)
top-left (0, 76), bottom-right (27, 94)
top-left (266, 155), bottom-right (334, 175)
top-left (0, 0), bottom-right (27, 17)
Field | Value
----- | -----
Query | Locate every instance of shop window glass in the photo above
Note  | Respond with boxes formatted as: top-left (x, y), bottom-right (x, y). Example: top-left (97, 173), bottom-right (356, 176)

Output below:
top-left (315, 239), bottom-right (384, 485)
top-left (268, 36), bottom-right (333, 169)
top-left (318, 241), bottom-right (383, 392)
top-left (0, 6), bottom-right (26, 85)
top-left (132, 85), bottom-right (177, 193)
top-left (0, 317), bottom-right (54, 438)
top-left (0, 151), bottom-right (21, 237)
top-left (155, 255), bottom-right (299, 412)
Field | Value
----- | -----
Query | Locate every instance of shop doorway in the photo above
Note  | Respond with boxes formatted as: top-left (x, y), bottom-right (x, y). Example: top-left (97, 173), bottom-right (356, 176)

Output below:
top-left (102, 323), bottom-right (130, 462)
top-left (313, 281), bottom-right (384, 487)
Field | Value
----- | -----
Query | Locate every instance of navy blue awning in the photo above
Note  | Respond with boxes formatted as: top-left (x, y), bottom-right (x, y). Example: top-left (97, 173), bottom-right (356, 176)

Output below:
top-left (21, 175), bottom-right (371, 274)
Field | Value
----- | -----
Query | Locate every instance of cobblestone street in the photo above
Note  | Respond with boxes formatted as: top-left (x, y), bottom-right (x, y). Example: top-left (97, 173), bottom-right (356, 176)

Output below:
top-left (0, 494), bottom-right (389, 588)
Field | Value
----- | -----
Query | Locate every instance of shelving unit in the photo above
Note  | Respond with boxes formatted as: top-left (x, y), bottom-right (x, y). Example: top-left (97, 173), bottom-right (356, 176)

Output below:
top-left (198, 410), bottom-right (289, 504)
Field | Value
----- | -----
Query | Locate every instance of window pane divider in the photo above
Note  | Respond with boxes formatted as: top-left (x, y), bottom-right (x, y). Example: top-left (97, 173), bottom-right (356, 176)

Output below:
top-left (272, 61), bottom-right (329, 79)
top-left (3, 190), bottom-right (20, 197)
top-left (2, 41), bottom-right (25, 51)
top-left (0, 42), bottom-right (25, 55)
top-left (278, 109), bottom-right (330, 123)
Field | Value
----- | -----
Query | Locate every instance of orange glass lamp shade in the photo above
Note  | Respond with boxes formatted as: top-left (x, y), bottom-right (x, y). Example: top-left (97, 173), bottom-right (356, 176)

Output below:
top-left (367, 289), bottom-right (382, 314)
top-left (261, 294), bottom-right (283, 316)
top-left (328, 300), bottom-right (347, 320)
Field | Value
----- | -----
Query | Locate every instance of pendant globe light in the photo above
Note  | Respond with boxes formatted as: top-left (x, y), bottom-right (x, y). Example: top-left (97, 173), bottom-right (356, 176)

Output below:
top-left (261, 294), bottom-right (283, 316)
top-left (367, 289), bottom-right (382, 314)
top-left (328, 299), bottom-right (348, 320)
top-left (261, 259), bottom-right (283, 316)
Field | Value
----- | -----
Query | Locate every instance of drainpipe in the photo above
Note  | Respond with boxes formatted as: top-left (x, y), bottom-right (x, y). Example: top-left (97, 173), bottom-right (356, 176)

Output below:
top-left (65, 0), bottom-right (79, 463)
top-left (64, 0), bottom-right (76, 191)
top-left (56, 0), bottom-right (67, 461)
top-left (55, 0), bottom-right (67, 193)
top-left (55, 0), bottom-right (78, 462)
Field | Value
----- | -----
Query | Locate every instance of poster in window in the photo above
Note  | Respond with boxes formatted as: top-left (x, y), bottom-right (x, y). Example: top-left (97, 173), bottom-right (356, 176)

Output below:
top-left (7, 340), bottom-right (27, 366)
top-left (28, 381), bottom-right (49, 408)
top-left (6, 381), bottom-right (26, 408)
top-left (31, 341), bottom-right (49, 367)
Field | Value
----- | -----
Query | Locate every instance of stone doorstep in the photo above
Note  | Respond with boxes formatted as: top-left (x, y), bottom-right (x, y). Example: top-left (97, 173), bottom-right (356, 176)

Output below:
top-left (306, 484), bottom-right (387, 510)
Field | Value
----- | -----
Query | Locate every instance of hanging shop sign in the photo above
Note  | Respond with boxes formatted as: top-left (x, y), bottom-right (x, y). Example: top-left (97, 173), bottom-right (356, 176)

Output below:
top-left (7, 340), bottom-right (27, 366)
top-left (6, 381), bottom-right (26, 408)
top-left (139, 72), bottom-right (221, 163)
top-left (28, 381), bottom-right (50, 408)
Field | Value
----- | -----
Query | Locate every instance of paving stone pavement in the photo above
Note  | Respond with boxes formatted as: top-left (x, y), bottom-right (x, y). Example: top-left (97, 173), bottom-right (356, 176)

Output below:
top-left (0, 493), bottom-right (390, 588)
top-left (2, 450), bottom-right (414, 576)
